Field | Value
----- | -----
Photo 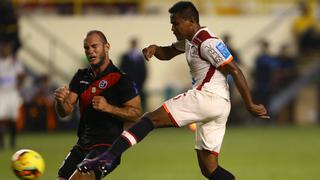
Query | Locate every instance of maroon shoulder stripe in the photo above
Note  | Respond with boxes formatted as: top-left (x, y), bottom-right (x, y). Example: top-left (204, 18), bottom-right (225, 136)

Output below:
top-left (197, 65), bottom-right (216, 90)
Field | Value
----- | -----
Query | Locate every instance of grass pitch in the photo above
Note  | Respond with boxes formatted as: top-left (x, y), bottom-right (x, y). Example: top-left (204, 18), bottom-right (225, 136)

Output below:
top-left (0, 126), bottom-right (319, 180)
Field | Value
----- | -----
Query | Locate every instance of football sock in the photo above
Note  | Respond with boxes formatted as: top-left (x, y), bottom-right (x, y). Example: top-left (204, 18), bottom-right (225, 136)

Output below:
top-left (108, 116), bottom-right (155, 157)
top-left (209, 166), bottom-right (235, 180)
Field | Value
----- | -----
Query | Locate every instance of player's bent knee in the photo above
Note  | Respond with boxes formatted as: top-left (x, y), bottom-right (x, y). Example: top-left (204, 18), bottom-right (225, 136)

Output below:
top-left (146, 108), bottom-right (176, 128)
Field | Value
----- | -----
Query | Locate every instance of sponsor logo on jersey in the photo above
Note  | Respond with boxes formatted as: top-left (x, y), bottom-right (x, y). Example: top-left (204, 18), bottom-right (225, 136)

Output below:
top-left (192, 77), bottom-right (196, 85)
top-left (91, 87), bottom-right (96, 93)
top-left (216, 42), bottom-right (231, 59)
top-left (99, 80), bottom-right (108, 89)
top-left (80, 80), bottom-right (89, 84)
top-left (204, 46), bottom-right (224, 64)
top-left (190, 45), bottom-right (199, 58)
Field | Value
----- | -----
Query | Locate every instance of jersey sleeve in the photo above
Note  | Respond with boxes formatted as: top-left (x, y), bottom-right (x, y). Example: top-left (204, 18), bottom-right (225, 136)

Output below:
top-left (117, 74), bottom-right (139, 104)
top-left (200, 38), bottom-right (233, 68)
top-left (69, 70), bottom-right (81, 95)
top-left (172, 40), bottom-right (186, 52)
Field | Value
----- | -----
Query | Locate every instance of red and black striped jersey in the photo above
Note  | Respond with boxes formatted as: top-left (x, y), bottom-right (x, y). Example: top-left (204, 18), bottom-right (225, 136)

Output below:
top-left (69, 61), bottom-right (139, 148)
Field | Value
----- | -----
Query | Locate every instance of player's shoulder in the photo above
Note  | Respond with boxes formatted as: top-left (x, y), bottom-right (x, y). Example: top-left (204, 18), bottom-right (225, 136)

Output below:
top-left (76, 67), bottom-right (90, 75)
top-left (192, 27), bottom-right (218, 46)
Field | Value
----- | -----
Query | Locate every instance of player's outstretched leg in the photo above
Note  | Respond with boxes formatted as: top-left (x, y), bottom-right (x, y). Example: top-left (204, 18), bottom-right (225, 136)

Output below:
top-left (78, 106), bottom-right (175, 174)
top-left (78, 116), bottom-right (155, 173)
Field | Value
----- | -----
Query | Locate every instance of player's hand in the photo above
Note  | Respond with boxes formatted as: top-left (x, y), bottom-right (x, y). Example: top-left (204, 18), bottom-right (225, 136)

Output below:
top-left (248, 104), bottom-right (270, 119)
top-left (142, 45), bottom-right (157, 61)
top-left (54, 85), bottom-right (70, 103)
top-left (92, 96), bottom-right (113, 113)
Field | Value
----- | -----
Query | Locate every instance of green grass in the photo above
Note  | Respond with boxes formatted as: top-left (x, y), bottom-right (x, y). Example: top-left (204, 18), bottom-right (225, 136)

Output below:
top-left (1, 126), bottom-right (320, 180)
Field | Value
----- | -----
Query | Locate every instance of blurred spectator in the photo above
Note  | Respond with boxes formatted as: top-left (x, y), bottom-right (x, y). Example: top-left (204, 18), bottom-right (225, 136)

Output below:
top-left (273, 44), bottom-right (298, 124)
top-left (120, 38), bottom-right (148, 110)
top-left (291, 1), bottom-right (320, 57)
top-left (0, 0), bottom-right (21, 55)
top-left (252, 39), bottom-right (278, 110)
top-left (24, 75), bottom-right (57, 131)
top-left (274, 44), bottom-right (298, 92)
top-left (0, 40), bottom-right (25, 149)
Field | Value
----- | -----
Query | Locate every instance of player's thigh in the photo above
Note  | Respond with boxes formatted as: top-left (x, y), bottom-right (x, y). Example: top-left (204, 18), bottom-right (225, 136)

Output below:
top-left (58, 145), bottom-right (86, 179)
top-left (194, 100), bottom-right (230, 156)
top-left (196, 149), bottom-right (218, 176)
top-left (146, 106), bottom-right (175, 128)
top-left (163, 90), bottom-right (229, 127)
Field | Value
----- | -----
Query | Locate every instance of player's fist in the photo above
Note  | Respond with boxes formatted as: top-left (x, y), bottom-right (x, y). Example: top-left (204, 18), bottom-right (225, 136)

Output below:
top-left (54, 85), bottom-right (70, 102)
top-left (248, 104), bottom-right (270, 119)
top-left (92, 96), bottom-right (113, 112)
top-left (142, 45), bottom-right (157, 60)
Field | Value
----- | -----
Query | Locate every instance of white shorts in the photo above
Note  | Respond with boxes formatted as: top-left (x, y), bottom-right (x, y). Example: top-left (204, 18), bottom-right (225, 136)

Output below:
top-left (0, 90), bottom-right (22, 121)
top-left (163, 89), bottom-right (231, 155)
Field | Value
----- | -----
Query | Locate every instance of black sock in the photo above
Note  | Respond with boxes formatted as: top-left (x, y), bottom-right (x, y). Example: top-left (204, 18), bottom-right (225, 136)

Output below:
top-left (109, 116), bottom-right (154, 157)
top-left (209, 166), bottom-right (235, 180)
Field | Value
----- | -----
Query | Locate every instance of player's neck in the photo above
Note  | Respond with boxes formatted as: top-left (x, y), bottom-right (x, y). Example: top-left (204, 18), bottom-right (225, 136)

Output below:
top-left (93, 58), bottom-right (110, 74)
top-left (188, 24), bottom-right (201, 41)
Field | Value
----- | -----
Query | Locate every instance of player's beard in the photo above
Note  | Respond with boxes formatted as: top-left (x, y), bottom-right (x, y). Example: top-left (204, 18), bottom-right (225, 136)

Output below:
top-left (91, 54), bottom-right (106, 68)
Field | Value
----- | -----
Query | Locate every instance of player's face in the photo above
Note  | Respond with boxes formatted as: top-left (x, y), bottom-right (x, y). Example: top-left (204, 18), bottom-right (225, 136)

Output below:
top-left (84, 34), bottom-right (109, 67)
top-left (170, 13), bottom-right (193, 41)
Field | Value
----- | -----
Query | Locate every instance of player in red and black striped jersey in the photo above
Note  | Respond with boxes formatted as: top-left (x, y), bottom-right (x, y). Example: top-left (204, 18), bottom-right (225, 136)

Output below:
top-left (55, 30), bottom-right (142, 180)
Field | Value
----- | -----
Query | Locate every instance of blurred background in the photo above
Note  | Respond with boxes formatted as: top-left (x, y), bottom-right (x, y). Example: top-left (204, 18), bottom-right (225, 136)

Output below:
top-left (0, 0), bottom-right (319, 179)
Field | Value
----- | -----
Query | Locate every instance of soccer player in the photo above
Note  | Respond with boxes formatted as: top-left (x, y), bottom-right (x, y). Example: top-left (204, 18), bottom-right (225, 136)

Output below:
top-left (0, 39), bottom-right (24, 150)
top-left (77, 2), bottom-right (269, 180)
top-left (55, 30), bottom-right (142, 180)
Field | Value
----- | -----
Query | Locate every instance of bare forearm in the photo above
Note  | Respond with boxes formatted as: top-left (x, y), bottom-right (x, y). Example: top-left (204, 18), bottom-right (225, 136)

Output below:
top-left (154, 46), bottom-right (180, 60)
top-left (107, 105), bottom-right (142, 123)
top-left (55, 101), bottom-right (74, 118)
top-left (231, 69), bottom-right (254, 108)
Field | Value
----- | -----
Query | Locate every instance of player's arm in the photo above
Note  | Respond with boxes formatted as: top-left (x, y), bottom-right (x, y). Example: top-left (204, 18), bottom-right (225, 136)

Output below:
top-left (54, 86), bottom-right (78, 118)
top-left (219, 62), bottom-right (269, 118)
top-left (200, 38), bottom-right (268, 118)
top-left (92, 95), bottom-right (142, 123)
top-left (142, 44), bottom-right (183, 61)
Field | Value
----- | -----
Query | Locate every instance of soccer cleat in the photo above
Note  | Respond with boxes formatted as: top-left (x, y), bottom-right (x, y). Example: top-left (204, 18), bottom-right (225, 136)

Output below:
top-left (98, 160), bottom-right (113, 175)
top-left (77, 158), bottom-right (100, 173)
top-left (77, 152), bottom-right (116, 174)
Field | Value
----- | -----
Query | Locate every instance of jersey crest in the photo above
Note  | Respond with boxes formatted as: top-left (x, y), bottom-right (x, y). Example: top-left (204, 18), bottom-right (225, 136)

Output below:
top-left (99, 80), bottom-right (108, 89)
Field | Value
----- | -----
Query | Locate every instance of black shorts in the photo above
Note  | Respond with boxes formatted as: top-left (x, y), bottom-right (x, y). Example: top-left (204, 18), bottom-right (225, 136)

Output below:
top-left (57, 145), bottom-right (121, 180)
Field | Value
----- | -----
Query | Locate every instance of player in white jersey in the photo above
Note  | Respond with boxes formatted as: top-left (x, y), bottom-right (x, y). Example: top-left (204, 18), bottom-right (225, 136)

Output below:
top-left (0, 40), bottom-right (24, 149)
top-left (77, 1), bottom-right (269, 180)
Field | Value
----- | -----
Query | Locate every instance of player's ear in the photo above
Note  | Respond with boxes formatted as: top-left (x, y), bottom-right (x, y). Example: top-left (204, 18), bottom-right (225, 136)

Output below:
top-left (105, 42), bottom-right (110, 51)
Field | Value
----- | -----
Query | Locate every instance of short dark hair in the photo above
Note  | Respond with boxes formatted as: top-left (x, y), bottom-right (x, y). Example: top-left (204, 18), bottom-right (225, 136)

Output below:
top-left (169, 1), bottom-right (199, 23)
top-left (86, 30), bottom-right (108, 44)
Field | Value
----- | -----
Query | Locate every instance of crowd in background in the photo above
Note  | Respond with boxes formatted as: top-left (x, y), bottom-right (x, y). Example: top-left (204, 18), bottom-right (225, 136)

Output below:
top-left (0, 0), bottom-right (319, 146)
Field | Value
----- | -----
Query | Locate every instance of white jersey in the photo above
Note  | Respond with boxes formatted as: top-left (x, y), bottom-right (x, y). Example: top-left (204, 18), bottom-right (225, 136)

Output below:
top-left (0, 56), bottom-right (24, 120)
top-left (173, 27), bottom-right (233, 100)
top-left (0, 56), bottom-right (23, 91)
